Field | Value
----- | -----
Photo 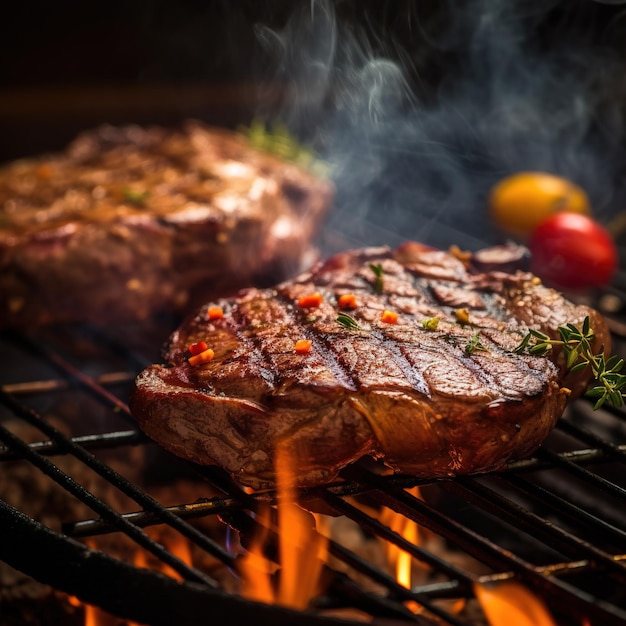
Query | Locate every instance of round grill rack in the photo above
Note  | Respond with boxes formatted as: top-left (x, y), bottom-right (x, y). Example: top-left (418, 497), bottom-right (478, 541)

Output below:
top-left (1, 287), bottom-right (626, 626)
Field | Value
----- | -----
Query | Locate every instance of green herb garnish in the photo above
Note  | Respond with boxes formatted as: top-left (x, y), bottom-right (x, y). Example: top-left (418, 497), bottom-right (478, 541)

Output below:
top-left (421, 317), bottom-right (440, 331)
top-left (337, 313), bottom-right (361, 330)
top-left (123, 188), bottom-right (150, 205)
top-left (239, 120), bottom-right (330, 178)
top-left (369, 263), bottom-right (384, 294)
top-left (514, 316), bottom-right (626, 409)
top-left (465, 331), bottom-right (488, 355)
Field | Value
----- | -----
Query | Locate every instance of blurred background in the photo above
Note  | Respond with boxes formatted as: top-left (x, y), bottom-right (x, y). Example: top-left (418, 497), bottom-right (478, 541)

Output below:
top-left (2, 0), bottom-right (626, 249)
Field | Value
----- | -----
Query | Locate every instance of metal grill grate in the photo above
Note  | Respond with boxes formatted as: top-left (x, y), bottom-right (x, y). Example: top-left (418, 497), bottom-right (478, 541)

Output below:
top-left (1, 309), bottom-right (626, 626)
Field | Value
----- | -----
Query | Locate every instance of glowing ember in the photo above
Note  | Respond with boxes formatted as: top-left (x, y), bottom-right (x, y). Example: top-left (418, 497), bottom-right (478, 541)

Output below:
top-left (474, 580), bottom-right (557, 626)
top-left (239, 443), bottom-right (329, 609)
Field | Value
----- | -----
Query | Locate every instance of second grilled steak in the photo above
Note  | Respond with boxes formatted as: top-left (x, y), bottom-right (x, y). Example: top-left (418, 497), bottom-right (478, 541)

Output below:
top-left (0, 120), bottom-right (332, 328)
top-left (130, 242), bottom-right (609, 488)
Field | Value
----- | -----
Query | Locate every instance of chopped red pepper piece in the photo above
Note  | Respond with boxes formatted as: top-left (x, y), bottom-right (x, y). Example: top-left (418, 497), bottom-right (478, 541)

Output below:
top-left (297, 293), bottom-right (323, 308)
top-left (208, 306), bottom-right (224, 320)
top-left (188, 341), bottom-right (208, 355)
top-left (295, 339), bottom-right (312, 354)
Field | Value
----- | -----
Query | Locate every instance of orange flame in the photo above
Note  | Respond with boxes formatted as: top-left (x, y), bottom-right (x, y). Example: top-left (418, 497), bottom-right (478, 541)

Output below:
top-left (379, 487), bottom-right (424, 614)
top-left (144, 527), bottom-right (193, 582)
top-left (239, 443), bottom-right (329, 609)
top-left (238, 504), bottom-right (277, 604)
top-left (474, 580), bottom-right (557, 626)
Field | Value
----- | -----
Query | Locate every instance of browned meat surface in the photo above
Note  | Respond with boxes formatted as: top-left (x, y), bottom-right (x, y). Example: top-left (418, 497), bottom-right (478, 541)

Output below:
top-left (130, 242), bottom-right (609, 488)
top-left (0, 120), bottom-right (332, 328)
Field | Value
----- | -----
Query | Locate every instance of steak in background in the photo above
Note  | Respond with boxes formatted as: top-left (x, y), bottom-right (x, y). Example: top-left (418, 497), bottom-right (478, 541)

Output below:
top-left (130, 242), bottom-right (609, 489)
top-left (0, 120), bottom-right (333, 328)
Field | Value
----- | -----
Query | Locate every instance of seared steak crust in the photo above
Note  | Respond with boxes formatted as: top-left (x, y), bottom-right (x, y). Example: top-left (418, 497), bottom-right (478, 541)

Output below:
top-left (130, 243), bottom-right (609, 488)
top-left (0, 120), bottom-right (332, 327)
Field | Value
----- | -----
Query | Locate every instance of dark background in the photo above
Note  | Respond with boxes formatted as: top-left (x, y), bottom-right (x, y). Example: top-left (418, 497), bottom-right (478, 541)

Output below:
top-left (2, 1), bottom-right (625, 156)
top-left (3, 0), bottom-right (626, 248)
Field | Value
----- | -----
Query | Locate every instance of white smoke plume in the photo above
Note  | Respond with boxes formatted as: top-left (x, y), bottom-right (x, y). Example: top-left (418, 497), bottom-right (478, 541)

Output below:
top-left (253, 0), bottom-right (626, 250)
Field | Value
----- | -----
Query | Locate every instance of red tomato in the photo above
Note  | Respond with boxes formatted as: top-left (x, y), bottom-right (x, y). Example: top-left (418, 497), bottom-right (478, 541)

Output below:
top-left (528, 213), bottom-right (618, 289)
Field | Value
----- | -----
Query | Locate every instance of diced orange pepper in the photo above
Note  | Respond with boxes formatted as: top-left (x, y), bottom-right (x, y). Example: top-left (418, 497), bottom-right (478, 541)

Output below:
top-left (208, 306), bottom-right (224, 320)
top-left (188, 348), bottom-right (215, 366)
top-left (188, 340), bottom-right (208, 355)
top-left (295, 339), bottom-right (312, 354)
top-left (297, 293), bottom-right (323, 308)
top-left (337, 293), bottom-right (358, 309)
top-left (380, 310), bottom-right (398, 324)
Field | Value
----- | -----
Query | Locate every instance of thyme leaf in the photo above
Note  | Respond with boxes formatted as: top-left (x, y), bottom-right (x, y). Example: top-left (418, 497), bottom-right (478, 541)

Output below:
top-left (514, 316), bottom-right (625, 409)
top-left (465, 331), bottom-right (488, 355)
top-left (336, 313), bottom-right (361, 330)
top-left (369, 263), bottom-right (384, 294)
top-left (421, 317), bottom-right (440, 331)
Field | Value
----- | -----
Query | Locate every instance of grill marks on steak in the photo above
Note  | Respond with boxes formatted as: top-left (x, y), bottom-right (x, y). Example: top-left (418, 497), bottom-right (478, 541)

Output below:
top-left (131, 244), bottom-right (609, 488)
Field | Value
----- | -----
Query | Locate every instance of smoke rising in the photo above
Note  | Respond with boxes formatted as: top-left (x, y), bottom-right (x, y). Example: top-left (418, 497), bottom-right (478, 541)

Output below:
top-left (254, 0), bottom-right (626, 251)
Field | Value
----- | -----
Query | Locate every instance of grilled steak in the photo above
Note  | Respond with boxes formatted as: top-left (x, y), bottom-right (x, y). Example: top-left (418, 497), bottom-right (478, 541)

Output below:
top-left (0, 120), bottom-right (332, 328)
top-left (130, 242), bottom-right (609, 488)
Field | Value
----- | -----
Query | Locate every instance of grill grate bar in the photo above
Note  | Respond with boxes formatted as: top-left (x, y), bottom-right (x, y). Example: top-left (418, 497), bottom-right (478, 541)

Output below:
top-left (502, 473), bottom-right (626, 545)
top-left (320, 490), bottom-right (475, 586)
top-left (220, 508), bottom-right (469, 626)
top-left (6, 331), bottom-right (136, 422)
top-left (195, 465), bottom-right (470, 625)
top-left (0, 388), bottom-right (236, 571)
top-left (3, 316), bottom-right (626, 625)
top-left (324, 541), bottom-right (471, 626)
top-left (0, 429), bottom-right (146, 462)
top-left (314, 574), bottom-right (442, 625)
top-left (62, 443), bottom-right (625, 539)
top-left (0, 498), bottom-right (367, 626)
top-left (535, 447), bottom-right (626, 500)
top-left (1, 371), bottom-right (136, 396)
top-left (0, 419), bottom-right (218, 588)
top-left (350, 466), bottom-right (626, 625)
top-left (318, 493), bottom-right (475, 625)
top-left (65, 495), bottom-right (249, 537)
top-left (502, 444), bottom-right (626, 472)
top-left (343, 466), bottom-right (537, 573)
top-left (447, 477), bottom-right (626, 573)
top-left (558, 414), bottom-right (626, 462)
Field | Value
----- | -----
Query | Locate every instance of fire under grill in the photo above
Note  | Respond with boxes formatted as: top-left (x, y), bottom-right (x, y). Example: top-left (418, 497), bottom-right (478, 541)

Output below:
top-left (1, 292), bottom-right (626, 626)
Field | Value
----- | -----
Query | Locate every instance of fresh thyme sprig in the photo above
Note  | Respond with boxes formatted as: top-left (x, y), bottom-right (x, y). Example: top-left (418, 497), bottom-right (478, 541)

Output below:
top-left (514, 316), bottom-right (626, 409)
top-left (369, 263), bottom-right (384, 294)
top-left (465, 331), bottom-right (489, 355)
top-left (336, 313), bottom-right (361, 330)
top-left (239, 120), bottom-right (331, 178)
